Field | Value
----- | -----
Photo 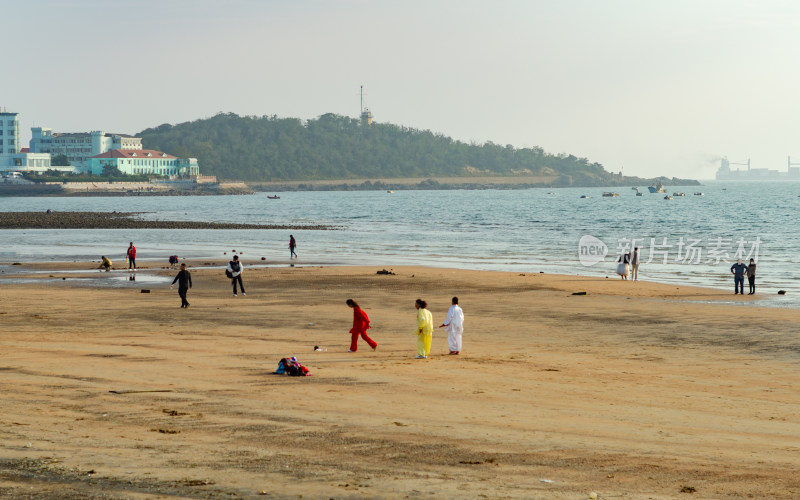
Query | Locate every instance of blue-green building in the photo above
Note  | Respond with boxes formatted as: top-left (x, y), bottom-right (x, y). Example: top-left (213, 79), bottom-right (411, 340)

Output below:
top-left (87, 149), bottom-right (199, 177)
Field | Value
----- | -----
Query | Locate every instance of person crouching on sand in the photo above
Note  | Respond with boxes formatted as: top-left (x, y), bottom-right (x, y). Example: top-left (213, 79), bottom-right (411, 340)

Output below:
top-left (99, 256), bottom-right (112, 272)
top-left (346, 299), bottom-right (377, 352)
top-left (415, 299), bottom-right (433, 359)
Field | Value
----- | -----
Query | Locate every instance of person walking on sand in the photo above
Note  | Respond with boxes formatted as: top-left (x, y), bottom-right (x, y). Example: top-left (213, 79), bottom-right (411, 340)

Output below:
top-left (731, 258), bottom-right (747, 295)
top-left (415, 299), bottom-right (434, 359)
top-left (439, 296), bottom-right (464, 355)
top-left (98, 255), bottom-right (112, 272)
top-left (289, 235), bottom-right (297, 259)
top-left (346, 299), bottom-right (377, 352)
top-left (616, 252), bottom-right (630, 280)
top-left (630, 247), bottom-right (640, 281)
top-left (126, 242), bottom-right (136, 271)
top-left (170, 263), bottom-right (192, 308)
top-left (746, 258), bottom-right (757, 295)
top-left (227, 255), bottom-right (246, 296)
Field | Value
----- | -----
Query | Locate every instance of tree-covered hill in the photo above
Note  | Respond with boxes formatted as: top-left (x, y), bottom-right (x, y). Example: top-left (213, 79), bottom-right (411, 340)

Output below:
top-left (138, 113), bottom-right (688, 186)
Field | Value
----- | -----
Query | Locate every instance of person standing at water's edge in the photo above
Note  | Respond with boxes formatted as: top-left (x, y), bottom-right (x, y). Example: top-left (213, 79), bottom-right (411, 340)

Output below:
top-left (126, 242), bottom-right (136, 271)
top-left (346, 299), bottom-right (377, 352)
top-left (439, 296), bottom-right (464, 355)
top-left (731, 259), bottom-right (747, 295)
top-left (170, 263), bottom-right (192, 308)
top-left (415, 299), bottom-right (433, 359)
top-left (746, 258), bottom-right (757, 295)
top-left (630, 247), bottom-right (640, 281)
top-left (289, 235), bottom-right (297, 259)
top-left (227, 255), bottom-right (246, 296)
top-left (616, 252), bottom-right (630, 280)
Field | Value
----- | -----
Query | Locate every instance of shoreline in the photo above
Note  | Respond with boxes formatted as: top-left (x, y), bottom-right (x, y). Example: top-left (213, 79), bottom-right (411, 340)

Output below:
top-left (2, 265), bottom-right (800, 497)
top-left (1, 258), bottom-right (785, 309)
top-left (0, 211), bottom-right (336, 230)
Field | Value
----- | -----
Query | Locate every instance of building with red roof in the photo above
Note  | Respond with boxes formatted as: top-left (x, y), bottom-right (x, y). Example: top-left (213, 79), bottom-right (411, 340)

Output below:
top-left (88, 149), bottom-right (199, 177)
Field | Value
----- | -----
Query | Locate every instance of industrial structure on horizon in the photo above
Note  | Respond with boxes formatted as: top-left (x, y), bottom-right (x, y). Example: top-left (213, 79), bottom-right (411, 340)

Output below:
top-left (715, 156), bottom-right (800, 180)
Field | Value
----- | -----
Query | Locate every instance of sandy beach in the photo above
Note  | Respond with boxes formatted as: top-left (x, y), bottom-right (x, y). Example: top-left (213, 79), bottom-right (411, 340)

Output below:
top-left (1, 262), bottom-right (800, 499)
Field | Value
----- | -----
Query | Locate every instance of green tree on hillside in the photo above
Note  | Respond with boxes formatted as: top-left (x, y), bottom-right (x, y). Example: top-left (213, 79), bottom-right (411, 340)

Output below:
top-left (138, 112), bottom-right (610, 182)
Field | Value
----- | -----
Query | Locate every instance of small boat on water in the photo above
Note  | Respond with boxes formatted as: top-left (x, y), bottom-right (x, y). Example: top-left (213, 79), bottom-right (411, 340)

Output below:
top-left (648, 182), bottom-right (666, 193)
top-left (694, 192), bottom-right (704, 196)
top-left (602, 192), bottom-right (619, 197)
top-left (387, 190), bottom-right (395, 194)
top-left (636, 192), bottom-right (643, 196)
top-left (672, 192), bottom-right (686, 197)
top-left (580, 195), bottom-right (590, 199)
top-left (664, 195), bottom-right (673, 200)
top-left (267, 195), bottom-right (280, 199)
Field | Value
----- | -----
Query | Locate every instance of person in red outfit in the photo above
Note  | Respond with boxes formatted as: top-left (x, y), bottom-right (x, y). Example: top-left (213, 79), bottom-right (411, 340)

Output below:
top-left (346, 299), bottom-right (377, 352)
top-left (126, 242), bottom-right (137, 270)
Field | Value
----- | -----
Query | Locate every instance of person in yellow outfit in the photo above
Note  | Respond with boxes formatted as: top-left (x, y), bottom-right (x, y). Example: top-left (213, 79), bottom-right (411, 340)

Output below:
top-left (98, 255), bottom-right (112, 272)
top-left (415, 298), bottom-right (433, 359)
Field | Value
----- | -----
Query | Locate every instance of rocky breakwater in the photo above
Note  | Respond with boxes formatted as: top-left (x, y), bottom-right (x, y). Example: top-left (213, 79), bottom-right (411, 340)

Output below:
top-left (0, 211), bottom-right (333, 230)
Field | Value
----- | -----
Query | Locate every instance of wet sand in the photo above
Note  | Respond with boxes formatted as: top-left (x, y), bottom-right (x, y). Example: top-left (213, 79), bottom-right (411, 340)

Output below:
top-left (1, 263), bottom-right (799, 499)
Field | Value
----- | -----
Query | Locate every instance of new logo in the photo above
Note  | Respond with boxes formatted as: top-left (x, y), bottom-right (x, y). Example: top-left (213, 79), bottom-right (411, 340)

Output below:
top-left (578, 235), bottom-right (608, 266)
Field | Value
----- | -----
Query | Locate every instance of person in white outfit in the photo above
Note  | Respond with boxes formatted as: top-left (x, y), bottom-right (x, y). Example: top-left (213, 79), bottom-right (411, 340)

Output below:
top-left (439, 296), bottom-right (464, 355)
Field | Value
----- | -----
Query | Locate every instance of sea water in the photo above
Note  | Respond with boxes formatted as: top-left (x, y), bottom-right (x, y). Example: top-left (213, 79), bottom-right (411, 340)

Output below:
top-left (0, 181), bottom-right (798, 305)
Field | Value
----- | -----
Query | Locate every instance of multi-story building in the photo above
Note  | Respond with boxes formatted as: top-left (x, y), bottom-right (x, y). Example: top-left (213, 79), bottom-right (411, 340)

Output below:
top-left (30, 128), bottom-right (143, 167)
top-left (87, 149), bottom-right (199, 177)
top-left (0, 111), bottom-right (20, 155)
top-left (0, 111), bottom-right (54, 173)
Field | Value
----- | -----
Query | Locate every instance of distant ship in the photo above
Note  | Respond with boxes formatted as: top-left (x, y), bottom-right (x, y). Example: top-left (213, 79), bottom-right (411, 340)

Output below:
top-left (716, 156), bottom-right (800, 180)
top-left (648, 182), bottom-right (665, 193)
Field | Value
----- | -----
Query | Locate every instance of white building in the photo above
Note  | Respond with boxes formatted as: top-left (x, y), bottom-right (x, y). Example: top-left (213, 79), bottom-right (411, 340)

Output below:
top-left (0, 111), bottom-right (21, 155)
top-left (88, 149), bottom-right (199, 177)
top-left (0, 111), bottom-right (54, 173)
top-left (30, 128), bottom-right (143, 168)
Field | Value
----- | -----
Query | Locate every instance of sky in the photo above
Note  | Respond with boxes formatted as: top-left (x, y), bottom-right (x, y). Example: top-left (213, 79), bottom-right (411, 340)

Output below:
top-left (4, 0), bottom-right (800, 179)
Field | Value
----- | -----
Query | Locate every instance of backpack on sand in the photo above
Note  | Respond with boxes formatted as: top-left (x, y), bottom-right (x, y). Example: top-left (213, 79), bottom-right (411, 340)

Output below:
top-left (276, 357), bottom-right (309, 376)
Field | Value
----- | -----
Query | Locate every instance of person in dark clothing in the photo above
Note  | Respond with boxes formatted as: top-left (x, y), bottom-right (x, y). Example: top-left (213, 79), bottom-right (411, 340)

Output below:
top-left (170, 263), bottom-right (192, 308)
top-left (730, 259), bottom-right (747, 295)
top-left (289, 235), bottom-right (297, 259)
top-left (226, 255), bottom-right (245, 296)
top-left (746, 258), bottom-right (757, 295)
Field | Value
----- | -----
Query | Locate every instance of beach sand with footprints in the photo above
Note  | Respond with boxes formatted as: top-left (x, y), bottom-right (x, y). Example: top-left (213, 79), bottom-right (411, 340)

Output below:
top-left (1, 263), bottom-right (800, 498)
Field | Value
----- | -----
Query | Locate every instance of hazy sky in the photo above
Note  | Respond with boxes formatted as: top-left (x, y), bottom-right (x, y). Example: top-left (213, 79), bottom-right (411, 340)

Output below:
top-left (4, 0), bottom-right (800, 179)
